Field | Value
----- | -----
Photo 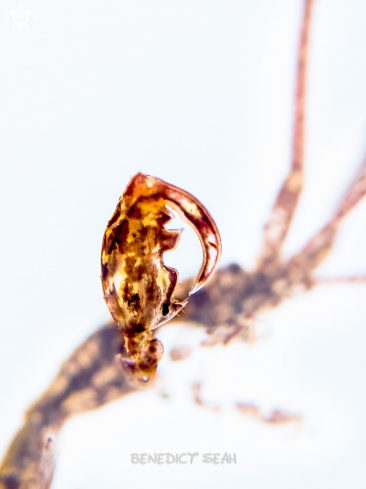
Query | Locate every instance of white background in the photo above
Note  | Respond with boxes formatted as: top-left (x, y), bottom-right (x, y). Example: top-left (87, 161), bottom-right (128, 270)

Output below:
top-left (1, 0), bottom-right (366, 488)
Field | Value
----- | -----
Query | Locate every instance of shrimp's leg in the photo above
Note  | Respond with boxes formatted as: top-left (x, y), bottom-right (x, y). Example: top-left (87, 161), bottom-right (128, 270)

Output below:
top-left (258, 0), bottom-right (315, 271)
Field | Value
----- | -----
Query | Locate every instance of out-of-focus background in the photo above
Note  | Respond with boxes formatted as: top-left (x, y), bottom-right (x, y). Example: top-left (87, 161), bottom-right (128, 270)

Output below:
top-left (1, 0), bottom-right (366, 487)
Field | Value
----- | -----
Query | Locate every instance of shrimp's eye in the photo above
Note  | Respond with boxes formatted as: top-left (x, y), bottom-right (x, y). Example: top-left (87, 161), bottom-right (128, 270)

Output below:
top-left (162, 303), bottom-right (170, 317)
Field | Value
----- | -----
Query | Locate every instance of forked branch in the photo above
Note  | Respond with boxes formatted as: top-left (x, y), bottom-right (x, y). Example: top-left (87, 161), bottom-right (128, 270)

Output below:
top-left (289, 157), bottom-right (366, 272)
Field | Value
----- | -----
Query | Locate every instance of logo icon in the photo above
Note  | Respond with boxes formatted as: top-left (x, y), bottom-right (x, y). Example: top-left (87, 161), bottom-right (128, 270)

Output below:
top-left (3, 3), bottom-right (37, 31)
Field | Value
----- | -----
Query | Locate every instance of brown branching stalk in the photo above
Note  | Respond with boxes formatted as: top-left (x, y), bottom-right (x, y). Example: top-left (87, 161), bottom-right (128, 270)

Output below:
top-left (0, 324), bottom-right (137, 489)
top-left (1, 0), bottom-right (366, 488)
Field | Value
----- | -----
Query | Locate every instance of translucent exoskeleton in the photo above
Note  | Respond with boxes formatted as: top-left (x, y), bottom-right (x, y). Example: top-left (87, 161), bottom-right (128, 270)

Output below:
top-left (101, 172), bottom-right (221, 383)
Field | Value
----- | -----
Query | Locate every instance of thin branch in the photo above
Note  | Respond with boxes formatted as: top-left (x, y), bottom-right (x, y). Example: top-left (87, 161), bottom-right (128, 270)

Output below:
top-left (289, 157), bottom-right (366, 272)
top-left (315, 276), bottom-right (366, 285)
top-left (0, 324), bottom-right (138, 489)
top-left (237, 403), bottom-right (302, 425)
top-left (259, 0), bottom-right (315, 270)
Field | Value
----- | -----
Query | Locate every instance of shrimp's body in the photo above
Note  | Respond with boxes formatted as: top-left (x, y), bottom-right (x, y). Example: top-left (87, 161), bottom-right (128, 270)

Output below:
top-left (101, 172), bottom-right (221, 382)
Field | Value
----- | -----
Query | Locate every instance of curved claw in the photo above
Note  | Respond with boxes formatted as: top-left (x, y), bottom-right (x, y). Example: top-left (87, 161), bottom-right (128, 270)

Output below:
top-left (138, 173), bottom-right (222, 295)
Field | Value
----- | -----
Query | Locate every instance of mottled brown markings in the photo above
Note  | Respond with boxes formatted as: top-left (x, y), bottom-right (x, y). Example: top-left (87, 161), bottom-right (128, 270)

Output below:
top-left (127, 293), bottom-right (140, 308)
top-left (0, 474), bottom-right (20, 489)
top-left (101, 172), bottom-right (221, 384)
top-left (101, 263), bottom-right (109, 281)
top-left (0, 325), bottom-right (138, 489)
top-left (126, 203), bottom-right (142, 219)
top-left (124, 323), bottom-right (145, 337)
top-left (174, 264), bottom-right (296, 333)
top-left (105, 208), bottom-right (120, 229)
top-left (30, 326), bottom-right (130, 424)
top-left (227, 263), bottom-right (242, 274)
top-left (148, 344), bottom-right (157, 353)
top-left (108, 219), bottom-right (129, 255)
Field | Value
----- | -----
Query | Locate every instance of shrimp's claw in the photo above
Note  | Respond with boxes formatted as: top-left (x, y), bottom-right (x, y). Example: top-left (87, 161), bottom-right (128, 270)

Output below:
top-left (142, 173), bottom-right (222, 295)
